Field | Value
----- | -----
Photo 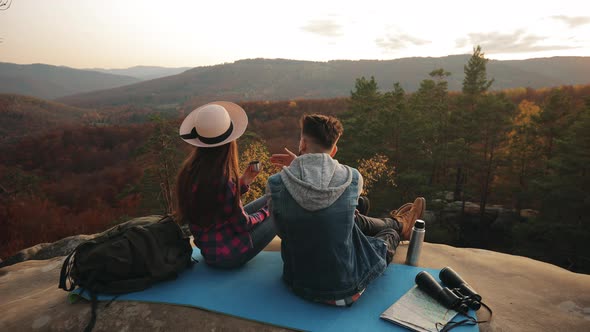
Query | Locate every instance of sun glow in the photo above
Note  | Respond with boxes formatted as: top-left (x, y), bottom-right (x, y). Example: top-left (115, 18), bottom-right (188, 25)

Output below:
top-left (0, 0), bottom-right (588, 68)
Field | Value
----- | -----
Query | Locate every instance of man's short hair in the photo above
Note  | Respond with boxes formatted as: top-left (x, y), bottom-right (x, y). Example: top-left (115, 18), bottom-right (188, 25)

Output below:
top-left (300, 114), bottom-right (344, 150)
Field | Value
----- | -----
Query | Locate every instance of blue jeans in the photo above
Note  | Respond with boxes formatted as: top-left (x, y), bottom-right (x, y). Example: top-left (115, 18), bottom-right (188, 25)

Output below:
top-left (214, 196), bottom-right (276, 269)
top-left (354, 213), bottom-right (401, 264)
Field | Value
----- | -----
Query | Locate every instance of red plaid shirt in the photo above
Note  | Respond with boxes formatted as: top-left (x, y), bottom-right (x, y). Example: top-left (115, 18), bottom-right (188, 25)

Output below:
top-left (189, 179), bottom-right (269, 264)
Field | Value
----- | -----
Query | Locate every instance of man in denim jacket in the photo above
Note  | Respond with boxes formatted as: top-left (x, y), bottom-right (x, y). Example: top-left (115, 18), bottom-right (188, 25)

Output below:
top-left (267, 114), bottom-right (425, 306)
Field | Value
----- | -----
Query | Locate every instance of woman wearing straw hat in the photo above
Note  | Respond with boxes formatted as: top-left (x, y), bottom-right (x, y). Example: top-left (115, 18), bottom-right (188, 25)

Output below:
top-left (175, 101), bottom-right (275, 268)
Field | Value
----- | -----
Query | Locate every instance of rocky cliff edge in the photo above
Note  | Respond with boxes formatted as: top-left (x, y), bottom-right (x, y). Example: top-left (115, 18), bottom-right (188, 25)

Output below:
top-left (1, 235), bottom-right (589, 331)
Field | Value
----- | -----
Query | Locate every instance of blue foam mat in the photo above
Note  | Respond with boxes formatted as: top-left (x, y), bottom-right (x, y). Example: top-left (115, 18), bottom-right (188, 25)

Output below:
top-left (71, 250), bottom-right (478, 332)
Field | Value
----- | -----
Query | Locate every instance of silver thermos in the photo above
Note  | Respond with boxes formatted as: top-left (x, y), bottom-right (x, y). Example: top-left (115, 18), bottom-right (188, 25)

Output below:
top-left (405, 219), bottom-right (425, 266)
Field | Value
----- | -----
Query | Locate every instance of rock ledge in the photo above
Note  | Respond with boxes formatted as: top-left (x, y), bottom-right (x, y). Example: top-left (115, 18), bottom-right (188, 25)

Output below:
top-left (1, 239), bottom-right (589, 331)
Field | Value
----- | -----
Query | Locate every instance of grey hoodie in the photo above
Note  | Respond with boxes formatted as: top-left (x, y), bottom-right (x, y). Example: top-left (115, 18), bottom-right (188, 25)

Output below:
top-left (279, 153), bottom-right (363, 211)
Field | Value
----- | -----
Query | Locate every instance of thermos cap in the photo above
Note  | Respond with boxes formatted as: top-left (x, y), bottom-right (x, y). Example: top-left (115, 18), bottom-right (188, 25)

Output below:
top-left (414, 219), bottom-right (425, 229)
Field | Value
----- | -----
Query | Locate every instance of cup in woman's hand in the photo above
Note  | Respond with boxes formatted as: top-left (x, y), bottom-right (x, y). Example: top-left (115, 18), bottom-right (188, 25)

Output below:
top-left (249, 161), bottom-right (260, 172)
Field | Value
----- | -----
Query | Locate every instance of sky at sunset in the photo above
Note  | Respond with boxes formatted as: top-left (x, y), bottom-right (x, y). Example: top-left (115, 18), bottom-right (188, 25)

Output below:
top-left (1, 0), bottom-right (589, 69)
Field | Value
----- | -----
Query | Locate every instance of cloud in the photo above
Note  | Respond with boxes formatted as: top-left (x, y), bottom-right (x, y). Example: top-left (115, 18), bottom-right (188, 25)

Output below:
top-left (455, 29), bottom-right (578, 53)
top-left (301, 19), bottom-right (343, 37)
top-left (375, 33), bottom-right (430, 51)
top-left (550, 15), bottom-right (590, 28)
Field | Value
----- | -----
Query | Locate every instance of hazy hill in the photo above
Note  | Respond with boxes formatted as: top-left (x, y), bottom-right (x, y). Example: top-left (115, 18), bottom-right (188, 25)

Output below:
top-left (0, 62), bottom-right (140, 99)
top-left (57, 56), bottom-right (590, 108)
top-left (0, 94), bottom-right (94, 142)
top-left (86, 66), bottom-right (191, 80)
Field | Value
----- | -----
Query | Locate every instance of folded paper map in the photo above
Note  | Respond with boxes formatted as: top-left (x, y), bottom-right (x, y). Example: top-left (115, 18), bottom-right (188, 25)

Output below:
top-left (381, 285), bottom-right (459, 332)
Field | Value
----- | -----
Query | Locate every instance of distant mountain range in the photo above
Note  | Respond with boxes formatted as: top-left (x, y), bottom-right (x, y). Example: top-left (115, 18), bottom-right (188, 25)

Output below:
top-left (2, 56), bottom-right (590, 107)
top-left (0, 62), bottom-right (141, 99)
top-left (85, 66), bottom-right (191, 81)
top-left (56, 56), bottom-right (590, 108)
top-left (0, 94), bottom-right (92, 142)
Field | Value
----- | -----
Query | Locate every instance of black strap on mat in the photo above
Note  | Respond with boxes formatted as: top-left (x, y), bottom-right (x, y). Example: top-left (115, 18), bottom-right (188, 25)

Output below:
top-left (79, 272), bottom-right (99, 332)
top-left (84, 291), bottom-right (98, 332)
top-left (78, 286), bottom-right (119, 332)
top-left (436, 302), bottom-right (493, 332)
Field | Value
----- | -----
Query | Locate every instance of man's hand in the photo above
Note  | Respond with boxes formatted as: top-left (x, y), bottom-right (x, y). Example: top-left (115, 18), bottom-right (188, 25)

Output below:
top-left (270, 148), bottom-right (297, 168)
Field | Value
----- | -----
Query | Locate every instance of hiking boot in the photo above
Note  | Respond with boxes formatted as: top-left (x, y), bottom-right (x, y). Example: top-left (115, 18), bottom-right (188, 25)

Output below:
top-left (390, 203), bottom-right (412, 219)
top-left (398, 197), bottom-right (426, 241)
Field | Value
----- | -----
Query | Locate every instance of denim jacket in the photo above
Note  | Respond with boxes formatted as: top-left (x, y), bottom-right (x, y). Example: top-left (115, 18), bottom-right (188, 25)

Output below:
top-left (268, 166), bottom-right (387, 301)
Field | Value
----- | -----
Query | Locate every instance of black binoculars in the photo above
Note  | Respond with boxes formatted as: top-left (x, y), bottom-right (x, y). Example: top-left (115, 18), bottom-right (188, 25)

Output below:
top-left (415, 267), bottom-right (482, 314)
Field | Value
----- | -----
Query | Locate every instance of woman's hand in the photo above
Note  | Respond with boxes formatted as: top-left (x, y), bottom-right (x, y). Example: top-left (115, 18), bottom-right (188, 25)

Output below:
top-left (270, 147), bottom-right (297, 168)
top-left (241, 163), bottom-right (261, 186)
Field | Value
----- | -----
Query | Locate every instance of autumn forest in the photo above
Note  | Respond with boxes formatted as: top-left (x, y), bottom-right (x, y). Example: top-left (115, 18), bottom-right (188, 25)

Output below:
top-left (1, 47), bottom-right (589, 273)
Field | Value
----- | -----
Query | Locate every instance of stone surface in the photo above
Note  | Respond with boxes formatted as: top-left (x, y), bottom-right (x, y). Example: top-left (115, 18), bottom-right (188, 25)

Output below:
top-left (1, 238), bottom-right (589, 332)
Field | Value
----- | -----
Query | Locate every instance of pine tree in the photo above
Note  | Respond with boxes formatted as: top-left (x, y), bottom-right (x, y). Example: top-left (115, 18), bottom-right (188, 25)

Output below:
top-left (456, 46), bottom-right (518, 246)
top-left (540, 97), bottom-right (590, 221)
top-left (453, 45), bottom-right (495, 203)
top-left (382, 82), bottom-right (407, 161)
top-left (349, 76), bottom-right (382, 114)
top-left (339, 76), bottom-right (385, 162)
top-left (471, 94), bottom-right (515, 233)
top-left (410, 69), bottom-right (452, 187)
top-left (462, 45), bottom-right (494, 100)
top-left (535, 88), bottom-right (573, 164)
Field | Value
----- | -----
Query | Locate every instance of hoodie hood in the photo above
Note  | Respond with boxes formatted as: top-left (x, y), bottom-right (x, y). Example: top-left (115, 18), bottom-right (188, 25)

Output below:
top-left (279, 153), bottom-right (352, 211)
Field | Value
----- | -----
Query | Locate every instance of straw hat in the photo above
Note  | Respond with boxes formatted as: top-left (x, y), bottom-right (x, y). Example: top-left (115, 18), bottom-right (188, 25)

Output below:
top-left (179, 101), bottom-right (248, 147)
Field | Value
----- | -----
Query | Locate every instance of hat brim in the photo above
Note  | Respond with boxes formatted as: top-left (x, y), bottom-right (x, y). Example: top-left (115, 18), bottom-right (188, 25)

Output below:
top-left (179, 101), bottom-right (248, 147)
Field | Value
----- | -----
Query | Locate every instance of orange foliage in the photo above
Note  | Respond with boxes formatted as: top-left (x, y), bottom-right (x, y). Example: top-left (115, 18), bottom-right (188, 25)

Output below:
top-left (0, 124), bottom-right (148, 259)
top-left (1, 196), bottom-right (139, 258)
top-left (357, 154), bottom-right (396, 196)
top-left (514, 99), bottom-right (542, 126)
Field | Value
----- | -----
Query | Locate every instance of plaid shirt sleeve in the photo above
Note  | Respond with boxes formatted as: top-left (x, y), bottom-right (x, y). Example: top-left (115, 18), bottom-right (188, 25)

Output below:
top-left (225, 180), bottom-right (270, 230)
top-left (240, 205), bottom-right (270, 228)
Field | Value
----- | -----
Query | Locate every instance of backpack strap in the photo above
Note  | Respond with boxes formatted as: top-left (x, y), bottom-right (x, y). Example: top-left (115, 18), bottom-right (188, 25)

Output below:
top-left (84, 291), bottom-right (98, 332)
top-left (59, 248), bottom-right (77, 291)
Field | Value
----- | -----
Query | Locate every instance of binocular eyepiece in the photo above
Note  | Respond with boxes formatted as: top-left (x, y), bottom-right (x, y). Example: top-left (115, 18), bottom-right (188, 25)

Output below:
top-left (415, 267), bottom-right (482, 314)
top-left (440, 267), bottom-right (482, 303)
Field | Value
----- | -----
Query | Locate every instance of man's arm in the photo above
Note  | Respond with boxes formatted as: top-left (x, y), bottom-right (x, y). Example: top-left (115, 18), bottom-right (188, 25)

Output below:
top-left (266, 181), bottom-right (285, 239)
top-left (358, 172), bottom-right (364, 197)
top-left (270, 147), bottom-right (297, 168)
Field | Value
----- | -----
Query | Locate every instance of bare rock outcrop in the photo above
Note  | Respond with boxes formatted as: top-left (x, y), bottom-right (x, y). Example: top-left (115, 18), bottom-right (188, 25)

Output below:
top-left (1, 238), bottom-right (589, 332)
